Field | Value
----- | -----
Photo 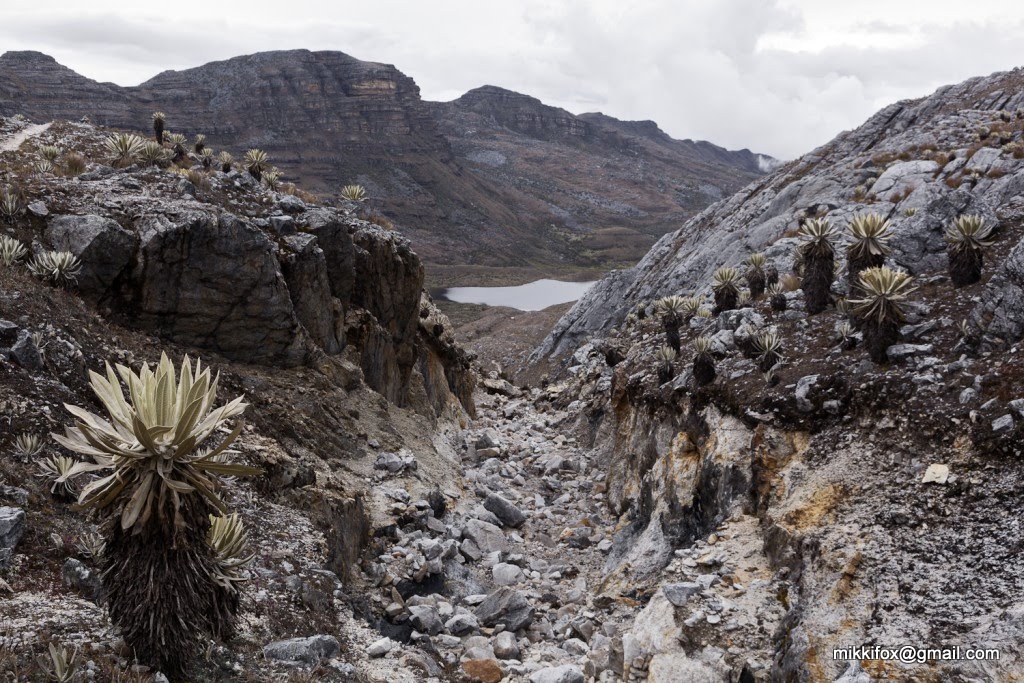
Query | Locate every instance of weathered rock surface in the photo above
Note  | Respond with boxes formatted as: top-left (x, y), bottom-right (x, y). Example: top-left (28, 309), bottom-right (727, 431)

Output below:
top-left (262, 635), bottom-right (341, 664)
top-left (45, 214), bottom-right (137, 299)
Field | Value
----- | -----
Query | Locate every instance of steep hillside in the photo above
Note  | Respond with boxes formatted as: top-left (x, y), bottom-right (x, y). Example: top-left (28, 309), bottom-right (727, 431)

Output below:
top-left (519, 66), bottom-right (1024, 680)
top-left (0, 50), bottom-right (768, 280)
top-left (430, 87), bottom-right (767, 277)
top-left (537, 67), bottom-right (1024, 359)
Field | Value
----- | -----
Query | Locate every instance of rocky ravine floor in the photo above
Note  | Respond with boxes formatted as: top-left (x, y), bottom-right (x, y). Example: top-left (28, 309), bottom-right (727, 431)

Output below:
top-left (350, 384), bottom-right (625, 683)
top-left (346, 381), bottom-right (789, 683)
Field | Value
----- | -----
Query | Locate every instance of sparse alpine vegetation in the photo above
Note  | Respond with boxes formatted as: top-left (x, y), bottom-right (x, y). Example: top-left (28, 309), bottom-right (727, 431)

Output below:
top-left (712, 266), bottom-right (742, 314)
top-left (341, 184), bottom-right (368, 202)
top-left (797, 218), bottom-right (837, 314)
top-left (103, 133), bottom-right (145, 168)
top-left (52, 353), bottom-right (260, 674)
top-left (945, 214), bottom-right (995, 287)
top-left (850, 266), bottom-right (916, 363)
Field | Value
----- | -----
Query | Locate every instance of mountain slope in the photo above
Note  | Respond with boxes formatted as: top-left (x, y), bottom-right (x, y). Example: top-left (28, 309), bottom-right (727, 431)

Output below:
top-left (522, 66), bottom-right (1024, 680)
top-left (536, 66), bottom-right (1024, 360)
top-left (0, 50), bottom-right (769, 279)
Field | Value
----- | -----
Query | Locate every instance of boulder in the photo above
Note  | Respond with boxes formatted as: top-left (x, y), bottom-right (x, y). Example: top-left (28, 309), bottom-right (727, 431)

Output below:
top-left (61, 558), bottom-right (102, 601)
top-left (262, 635), bottom-right (340, 664)
top-left (408, 604), bottom-right (444, 636)
top-left (474, 587), bottom-right (533, 631)
top-left (483, 493), bottom-right (526, 528)
top-left (972, 234), bottom-right (1024, 348)
top-left (462, 658), bottom-right (503, 683)
top-left (462, 519), bottom-right (509, 556)
top-left (529, 664), bottom-right (585, 683)
top-left (492, 631), bottom-right (520, 660)
top-left (129, 211), bottom-right (305, 367)
top-left (10, 329), bottom-right (43, 371)
top-left (46, 214), bottom-right (137, 299)
top-left (0, 507), bottom-right (26, 567)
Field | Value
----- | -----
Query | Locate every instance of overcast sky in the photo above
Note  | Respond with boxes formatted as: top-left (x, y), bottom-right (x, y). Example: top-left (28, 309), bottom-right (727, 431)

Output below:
top-left (3, 0), bottom-right (1024, 159)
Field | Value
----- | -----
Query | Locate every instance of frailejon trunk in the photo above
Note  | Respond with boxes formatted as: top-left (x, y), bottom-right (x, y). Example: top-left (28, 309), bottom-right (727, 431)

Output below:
top-left (663, 319), bottom-right (681, 352)
top-left (847, 251), bottom-right (884, 297)
top-left (802, 252), bottom-right (834, 314)
top-left (948, 244), bottom-right (983, 287)
top-left (694, 354), bottom-right (716, 386)
top-left (863, 319), bottom-right (899, 364)
top-left (101, 498), bottom-right (232, 675)
top-left (713, 290), bottom-right (738, 315)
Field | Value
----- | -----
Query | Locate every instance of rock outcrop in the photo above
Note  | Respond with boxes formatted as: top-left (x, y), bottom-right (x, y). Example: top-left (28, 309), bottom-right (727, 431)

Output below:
top-left (0, 50), bottom-right (768, 272)
top-left (7, 117), bottom-right (474, 417)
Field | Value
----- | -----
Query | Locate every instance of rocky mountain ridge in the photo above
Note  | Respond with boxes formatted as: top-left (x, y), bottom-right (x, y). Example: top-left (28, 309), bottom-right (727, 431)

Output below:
top-left (0, 50), bottom-right (768, 279)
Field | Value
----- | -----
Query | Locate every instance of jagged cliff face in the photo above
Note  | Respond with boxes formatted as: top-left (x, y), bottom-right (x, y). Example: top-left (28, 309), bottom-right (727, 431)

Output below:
top-left (0, 116), bottom-right (474, 416)
top-left (0, 50), bottom-right (768, 275)
top-left (537, 66), bottom-right (1024, 359)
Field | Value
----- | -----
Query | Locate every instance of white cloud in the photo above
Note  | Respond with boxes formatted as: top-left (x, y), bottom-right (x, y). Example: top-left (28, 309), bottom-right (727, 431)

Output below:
top-left (2, 0), bottom-right (1023, 158)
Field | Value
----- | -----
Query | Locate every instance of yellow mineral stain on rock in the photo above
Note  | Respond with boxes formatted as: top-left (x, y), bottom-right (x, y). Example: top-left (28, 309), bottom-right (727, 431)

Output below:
top-left (782, 483), bottom-right (846, 530)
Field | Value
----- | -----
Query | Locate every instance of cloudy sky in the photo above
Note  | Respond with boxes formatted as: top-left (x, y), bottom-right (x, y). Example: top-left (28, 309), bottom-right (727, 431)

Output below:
top-left (3, 0), bottom-right (1024, 158)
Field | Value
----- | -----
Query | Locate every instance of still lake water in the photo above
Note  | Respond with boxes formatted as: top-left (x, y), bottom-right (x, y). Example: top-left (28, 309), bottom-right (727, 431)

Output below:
top-left (433, 279), bottom-right (597, 311)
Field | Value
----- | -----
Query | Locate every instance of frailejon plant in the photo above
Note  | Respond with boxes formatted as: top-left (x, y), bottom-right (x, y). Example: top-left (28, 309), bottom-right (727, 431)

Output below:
top-left (36, 454), bottom-right (80, 500)
top-left (200, 149), bottom-right (214, 170)
top-left (753, 330), bottom-right (783, 372)
top-left (692, 336), bottom-right (716, 387)
top-left (103, 133), bottom-right (146, 168)
top-left (0, 187), bottom-right (23, 224)
top-left (850, 266), bottom-right (916, 363)
top-left (768, 283), bottom-right (787, 312)
top-left (0, 235), bottom-right (27, 266)
top-left (745, 253), bottom-right (767, 299)
top-left (207, 513), bottom-right (254, 620)
top-left (655, 345), bottom-right (677, 384)
top-left (847, 213), bottom-right (892, 296)
top-left (712, 266), bottom-right (742, 314)
top-left (14, 433), bottom-right (45, 459)
top-left (341, 184), bottom-right (367, 202)
top-left (945, 215), bottom-right (995, 287)
top-left (28, 251), bottom-right (82, 286)
top-left (244, 149), bottom-right (269, 182)
top-left (218, 151), bottom-right (234, 173)
top-left (837, 321), bottom-right (857, 350)
top-left (39, 145), bottom-right (61, 162)
top-left (797, 218), bottom-right (837, 314)
top-left (262, 170), bottom-right (281, 190)
top-left (140, 141), bottom-right (169, 167)
top-left (36, 642), bottom-right (80, 683)
top-left (165, 133), bottom-right (188, 165)
top-left (152, 112), bottom-right (166, 144)
top-left (34, 159), bottom-right (55, 176)
top-left (655, 295), bottom-right (687, 351)
top-left (194, 134), bottom-right (207, 154)
top-left (53, 353), bottom-right (260, 674)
